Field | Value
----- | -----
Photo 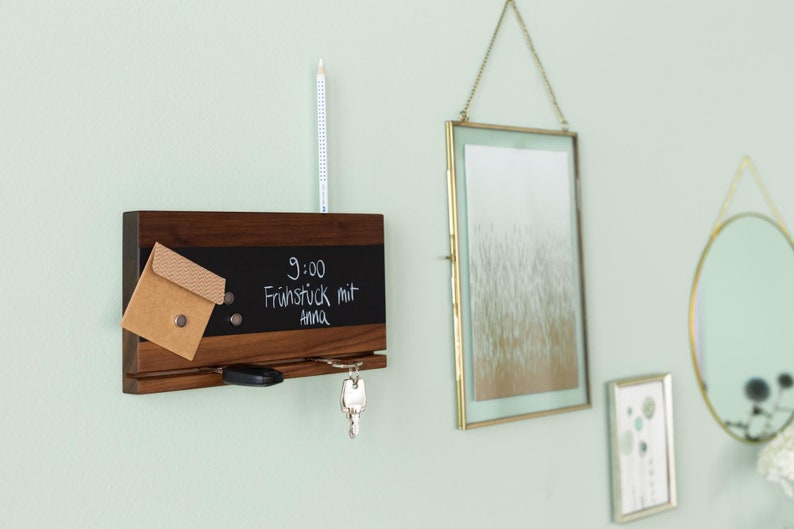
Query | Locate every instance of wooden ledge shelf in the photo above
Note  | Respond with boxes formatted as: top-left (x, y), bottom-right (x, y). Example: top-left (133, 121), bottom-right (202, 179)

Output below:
top-left (127, 352), bottom-right (387, 395)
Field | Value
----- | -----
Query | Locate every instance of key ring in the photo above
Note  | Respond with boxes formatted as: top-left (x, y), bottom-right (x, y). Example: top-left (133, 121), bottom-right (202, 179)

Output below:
top-left (309, 358), bottom-right (364, 389)
top-left (308, 357), bottom-right (363, 370)
top-left (309, 357), bottom-right (361, 386)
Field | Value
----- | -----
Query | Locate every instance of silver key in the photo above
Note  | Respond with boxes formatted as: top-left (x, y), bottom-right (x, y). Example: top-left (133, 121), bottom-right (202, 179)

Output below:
top-left (340, 376), bottom-right (367, 439)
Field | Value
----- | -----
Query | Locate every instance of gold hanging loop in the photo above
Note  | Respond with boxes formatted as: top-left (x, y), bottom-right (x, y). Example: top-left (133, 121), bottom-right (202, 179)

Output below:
top-left (459, 0), bottom-right (570, 131)
top-left (711, 156), bottom-right (789, 237)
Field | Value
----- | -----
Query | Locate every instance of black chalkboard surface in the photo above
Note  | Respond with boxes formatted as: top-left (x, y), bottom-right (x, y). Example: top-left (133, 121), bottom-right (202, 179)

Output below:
top-left (140, 244), bottom-right (386, 336)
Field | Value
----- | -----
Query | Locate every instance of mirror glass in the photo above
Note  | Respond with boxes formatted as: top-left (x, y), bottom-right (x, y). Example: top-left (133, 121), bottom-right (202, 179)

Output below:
top-left (690, 213), bottom-right (794, 442)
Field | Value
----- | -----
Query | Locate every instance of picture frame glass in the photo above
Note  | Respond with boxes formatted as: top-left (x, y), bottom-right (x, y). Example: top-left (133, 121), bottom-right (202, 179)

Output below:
top-left (446, 121), bottom-right (589, 428)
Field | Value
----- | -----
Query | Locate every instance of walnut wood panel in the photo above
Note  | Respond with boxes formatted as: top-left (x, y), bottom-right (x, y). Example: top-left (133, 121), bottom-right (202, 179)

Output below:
top-left (128, 353), bottom-right (387, 394)
top-left (131, 324), bottom-right (386, 374)
top-left (126, 373), bottom-right (218, 394)
top-left (126, 211), bottom-right (384, 248)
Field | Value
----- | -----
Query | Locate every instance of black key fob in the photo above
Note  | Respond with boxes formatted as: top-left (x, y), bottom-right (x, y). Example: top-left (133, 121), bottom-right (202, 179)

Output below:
top-left (222, 365), bottom-right (284, 387)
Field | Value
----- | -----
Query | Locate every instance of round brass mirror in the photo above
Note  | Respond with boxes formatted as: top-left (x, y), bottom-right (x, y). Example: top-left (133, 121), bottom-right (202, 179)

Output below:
top-left (690, 213), bottom-right (794, 442)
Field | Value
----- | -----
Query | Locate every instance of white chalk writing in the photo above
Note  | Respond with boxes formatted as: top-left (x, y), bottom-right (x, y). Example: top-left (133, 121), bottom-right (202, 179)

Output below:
top-left (263, 258), bottom-right (364, 326)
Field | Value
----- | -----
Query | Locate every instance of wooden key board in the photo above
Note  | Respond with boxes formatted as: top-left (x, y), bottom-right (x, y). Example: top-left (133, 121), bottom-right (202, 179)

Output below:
top-left (122, 211), bottom-right (387, 394)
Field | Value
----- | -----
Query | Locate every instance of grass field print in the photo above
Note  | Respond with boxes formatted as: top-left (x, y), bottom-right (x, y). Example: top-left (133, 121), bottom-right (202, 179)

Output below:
top-left (464, 144), bottom-right (578, 401)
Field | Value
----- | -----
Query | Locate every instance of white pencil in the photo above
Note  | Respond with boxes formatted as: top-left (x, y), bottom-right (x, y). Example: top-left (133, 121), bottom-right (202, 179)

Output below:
top-left (317, 59), bottom-right (328, 213)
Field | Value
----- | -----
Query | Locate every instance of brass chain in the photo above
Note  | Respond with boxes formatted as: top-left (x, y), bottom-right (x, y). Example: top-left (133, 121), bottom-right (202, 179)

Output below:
top-left (459, 0), bottom-right (511, 123)
top-left (459, 0), bottom-right (569, 131)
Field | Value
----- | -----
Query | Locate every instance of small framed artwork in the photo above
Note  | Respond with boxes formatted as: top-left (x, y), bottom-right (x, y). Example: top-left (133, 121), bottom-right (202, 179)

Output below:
top-left (445, 121), bottom-right (589, 429)
top-left (608, 373), bottom-right (677, 523)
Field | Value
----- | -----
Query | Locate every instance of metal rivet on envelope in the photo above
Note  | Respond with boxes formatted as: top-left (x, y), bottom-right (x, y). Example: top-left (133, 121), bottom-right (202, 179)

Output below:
top-left (230, 313), bottom-right (243, 327)
top-left (224, 291), bottom-right (235, 305)
top-left (174, 314), bottom-right (187, 327)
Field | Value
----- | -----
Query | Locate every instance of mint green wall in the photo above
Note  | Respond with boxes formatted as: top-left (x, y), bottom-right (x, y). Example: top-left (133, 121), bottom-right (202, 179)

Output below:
top-left (2, 1), bottom-right (794, 527)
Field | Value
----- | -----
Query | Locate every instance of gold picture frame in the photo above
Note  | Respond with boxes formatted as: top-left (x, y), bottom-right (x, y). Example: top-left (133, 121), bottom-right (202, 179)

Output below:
top-left (608, 373), bottom-right (677, 523)
top-left (446, 120), bottom-right (590, 429)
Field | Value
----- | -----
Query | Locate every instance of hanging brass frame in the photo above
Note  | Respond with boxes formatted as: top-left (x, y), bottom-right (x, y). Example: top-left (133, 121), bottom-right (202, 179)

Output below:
top-left (446, 120), bottom-right (590, 429)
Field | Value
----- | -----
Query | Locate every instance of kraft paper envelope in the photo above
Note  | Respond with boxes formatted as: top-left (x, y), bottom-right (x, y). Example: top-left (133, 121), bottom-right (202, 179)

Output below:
top-left (121, 242), bottom-right (226, 361)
